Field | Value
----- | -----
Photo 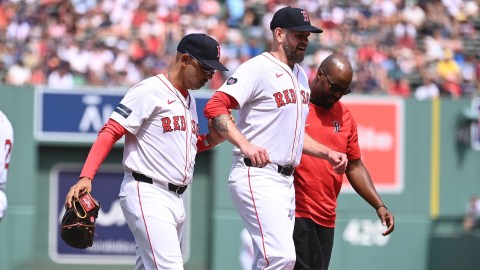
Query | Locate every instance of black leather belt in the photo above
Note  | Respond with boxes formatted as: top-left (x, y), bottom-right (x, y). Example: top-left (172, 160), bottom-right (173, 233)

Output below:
top-left (243, 158), bottom-right (295, 176)
top-left (132, 172), bottom-right (188, 195)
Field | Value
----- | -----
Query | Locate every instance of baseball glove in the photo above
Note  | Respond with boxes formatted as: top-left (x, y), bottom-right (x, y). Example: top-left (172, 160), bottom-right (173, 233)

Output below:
top-left (61, 191), bottom-right (100, 249)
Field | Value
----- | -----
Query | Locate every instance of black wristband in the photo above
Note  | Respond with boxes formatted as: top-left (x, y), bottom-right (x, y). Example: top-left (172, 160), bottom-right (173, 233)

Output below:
top-left (375, 205), bottom-right (387, 211)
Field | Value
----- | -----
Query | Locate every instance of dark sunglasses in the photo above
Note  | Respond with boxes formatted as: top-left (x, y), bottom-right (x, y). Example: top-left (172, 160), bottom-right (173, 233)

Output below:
top-left (320, 69), bottom-right (351, 95)
top-left (184, 51), bottom-right (215, 75)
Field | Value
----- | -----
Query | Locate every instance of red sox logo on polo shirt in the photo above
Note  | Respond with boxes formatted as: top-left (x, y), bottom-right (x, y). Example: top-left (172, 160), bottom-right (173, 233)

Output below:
top-left (333, 120), bottom-right (340, 132)
top-left (301, 10), bottom-right (310, 22)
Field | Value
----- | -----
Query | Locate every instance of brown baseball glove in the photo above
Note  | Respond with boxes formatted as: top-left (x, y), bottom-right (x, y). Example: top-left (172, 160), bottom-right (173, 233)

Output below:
top-left (61, 191), bottom-right (100, 249)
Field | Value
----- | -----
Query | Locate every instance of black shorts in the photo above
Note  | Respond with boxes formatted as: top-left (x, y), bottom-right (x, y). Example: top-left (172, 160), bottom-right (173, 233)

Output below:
top-left (293, 217), bottom-right (335, 270)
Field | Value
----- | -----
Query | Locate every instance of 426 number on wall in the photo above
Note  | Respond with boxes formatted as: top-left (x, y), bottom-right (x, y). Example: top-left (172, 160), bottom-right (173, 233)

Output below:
top-left (342, 219), bottom-right (390, 246)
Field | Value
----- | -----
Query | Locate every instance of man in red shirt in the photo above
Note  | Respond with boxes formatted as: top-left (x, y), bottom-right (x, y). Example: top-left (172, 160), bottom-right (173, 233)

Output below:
top-left (293, 54), bottom-right (395, 270)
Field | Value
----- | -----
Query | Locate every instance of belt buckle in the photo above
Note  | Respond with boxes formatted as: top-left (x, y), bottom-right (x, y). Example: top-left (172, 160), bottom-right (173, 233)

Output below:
top-left (175, 185), bottom-right (187, 195)
top-left (279, 166), bottom-right (294, 176)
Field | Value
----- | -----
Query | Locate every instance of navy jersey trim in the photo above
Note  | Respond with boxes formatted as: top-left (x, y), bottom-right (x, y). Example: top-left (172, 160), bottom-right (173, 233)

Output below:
top-left (114, 103), bottom-right (132, 118)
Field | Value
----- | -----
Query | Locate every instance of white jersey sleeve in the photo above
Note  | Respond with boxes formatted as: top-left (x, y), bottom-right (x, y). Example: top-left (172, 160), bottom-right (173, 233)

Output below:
top-left (110, 80), bottom-right (158, 135)
top-left (220, 59), bottom-right (262, 108)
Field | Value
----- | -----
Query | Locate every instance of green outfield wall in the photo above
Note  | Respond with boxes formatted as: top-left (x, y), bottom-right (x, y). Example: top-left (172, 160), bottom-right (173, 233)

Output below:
top-left (1, 87), bottom-right (479, 270)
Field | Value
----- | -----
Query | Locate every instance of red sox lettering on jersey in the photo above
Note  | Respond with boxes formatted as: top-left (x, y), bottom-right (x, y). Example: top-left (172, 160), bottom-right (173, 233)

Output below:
top-left (161, 116), bottom-right (200, 136)
top-left (273, 89), bottom-right (310, 108)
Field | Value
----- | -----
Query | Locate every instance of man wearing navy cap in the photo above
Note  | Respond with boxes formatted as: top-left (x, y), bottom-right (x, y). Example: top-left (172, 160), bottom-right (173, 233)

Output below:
top-left (205, 6), bottom-right (347, 270)
top-left (65, 33), bottom-right (228, 269)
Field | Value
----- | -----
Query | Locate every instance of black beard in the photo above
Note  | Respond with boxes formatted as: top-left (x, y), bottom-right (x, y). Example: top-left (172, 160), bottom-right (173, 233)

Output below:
top-left (310, 98), bottom-right (333, 110)
top-left (282, 43), bottom-right (304, 64)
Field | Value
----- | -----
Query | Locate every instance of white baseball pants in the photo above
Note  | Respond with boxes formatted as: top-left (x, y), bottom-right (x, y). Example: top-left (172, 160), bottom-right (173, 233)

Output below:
top-left (120, 179), bottom-right (186, 270)
top-left (228, 160), bottom-right (296, 270)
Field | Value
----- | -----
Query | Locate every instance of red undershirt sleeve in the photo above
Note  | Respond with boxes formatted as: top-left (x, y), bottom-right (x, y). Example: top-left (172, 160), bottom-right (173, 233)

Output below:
top-left (80, 119), bottom-right (127, 180)
top-left (196, 134), bottom-right (211, 153)
top-left (204, 91), bottom-right (239, 119)
top-left (200, 92), bottom-right (239, 152)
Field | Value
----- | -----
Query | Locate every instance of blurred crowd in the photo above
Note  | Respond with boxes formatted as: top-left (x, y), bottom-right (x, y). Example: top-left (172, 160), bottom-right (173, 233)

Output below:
top-left (463, 195), bottom-right (480, 232)
top-left (1, 0), bottom-right (480, 99)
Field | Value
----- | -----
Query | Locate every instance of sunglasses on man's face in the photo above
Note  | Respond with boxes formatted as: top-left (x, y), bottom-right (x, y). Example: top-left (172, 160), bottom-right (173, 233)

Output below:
top-left (184, 51), bottom-right (216, 76)
top-left (320, 69), bottom-right (351, 95)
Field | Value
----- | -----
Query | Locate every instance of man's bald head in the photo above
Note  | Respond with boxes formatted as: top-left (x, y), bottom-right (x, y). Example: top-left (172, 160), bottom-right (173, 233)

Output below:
top-left (319, 53), bottom-right (353, 84)
top-left (310, 53), bottom-right (353, 109)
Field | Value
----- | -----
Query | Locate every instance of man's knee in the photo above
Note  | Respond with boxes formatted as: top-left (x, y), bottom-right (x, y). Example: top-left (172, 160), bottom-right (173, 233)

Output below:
top-left (267, 252), bottom-right (296, 269)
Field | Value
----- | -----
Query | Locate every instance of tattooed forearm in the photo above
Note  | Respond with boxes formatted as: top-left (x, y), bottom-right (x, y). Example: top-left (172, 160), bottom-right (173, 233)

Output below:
top-left (213, 114), bottom-right (230, 132)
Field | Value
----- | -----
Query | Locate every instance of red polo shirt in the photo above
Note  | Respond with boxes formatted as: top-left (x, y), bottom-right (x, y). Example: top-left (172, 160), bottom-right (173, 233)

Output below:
top-left (294, 101), bottom-right (361, 228)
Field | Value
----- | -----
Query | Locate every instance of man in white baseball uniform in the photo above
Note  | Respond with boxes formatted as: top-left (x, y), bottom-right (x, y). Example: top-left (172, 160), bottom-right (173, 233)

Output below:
top-left (204, 6), bottom-right (347, 270)
top-left (0, 110), bottom-right (14, 222)
top-left (65, 33), bottom-right (228, 270)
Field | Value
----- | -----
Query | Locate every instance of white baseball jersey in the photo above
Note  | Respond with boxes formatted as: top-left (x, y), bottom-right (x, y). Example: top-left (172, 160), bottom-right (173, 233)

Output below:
top-left (112, 74), bottom-right (199, 269)
top-left (219, 52), bottom-right (311, 270)
top-left (0, 110), bottom-right (14, 218)
top-left (110, 74), bottom-right (199, 186)
top-left (218, 52), bottom-right (310, 166)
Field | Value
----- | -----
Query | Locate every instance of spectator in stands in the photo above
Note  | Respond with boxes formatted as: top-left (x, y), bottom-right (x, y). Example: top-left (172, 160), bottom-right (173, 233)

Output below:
top-left (463, 195), bottom-right (480, 232)
top-left (226, 0), bottom-right (245, 28)
top-left (0, 62), bottom-right (7, 84)
top-left (402, 2), bottom-right (426, 28)
top-left (355, 65), bottom-right (381, 94)
top-left (460, 54), bottom-right (478, 98)
top-left (414, 74), bottom-right (440, 100)
top-left (388, 78), bottom-right (411, 97)
top-left (0, 0), bottom-right (478, 97)
top-left (47, 61), bottom-right (74, 89)
top-left (436, 49), bottom-right (462, 98)
top-left (6, 59), bottom-right (31, 86)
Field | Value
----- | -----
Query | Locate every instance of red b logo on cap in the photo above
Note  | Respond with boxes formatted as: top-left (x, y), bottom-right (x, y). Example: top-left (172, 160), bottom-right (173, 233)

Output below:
top-left (301, 10), bottom-right (309, 22)
top-left (217, 46), bottom-right (221, 58)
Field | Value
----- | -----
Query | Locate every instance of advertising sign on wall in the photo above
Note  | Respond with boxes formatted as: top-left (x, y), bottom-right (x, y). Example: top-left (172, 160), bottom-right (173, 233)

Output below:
top-left (35, 88), bottom-right (212, 142)
top-left (341, 97), bottom-right (404, 193)
top-left (48, 164), bottom-right (191, 264)
top-left (48, 164), bottom-right (135, 264)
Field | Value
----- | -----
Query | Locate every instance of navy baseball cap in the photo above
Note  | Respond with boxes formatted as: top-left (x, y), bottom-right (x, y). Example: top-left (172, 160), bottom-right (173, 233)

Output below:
top-left (270, 6), bottom-right (323, 33)
top-left (177, 33), bottom-right (228, 71)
